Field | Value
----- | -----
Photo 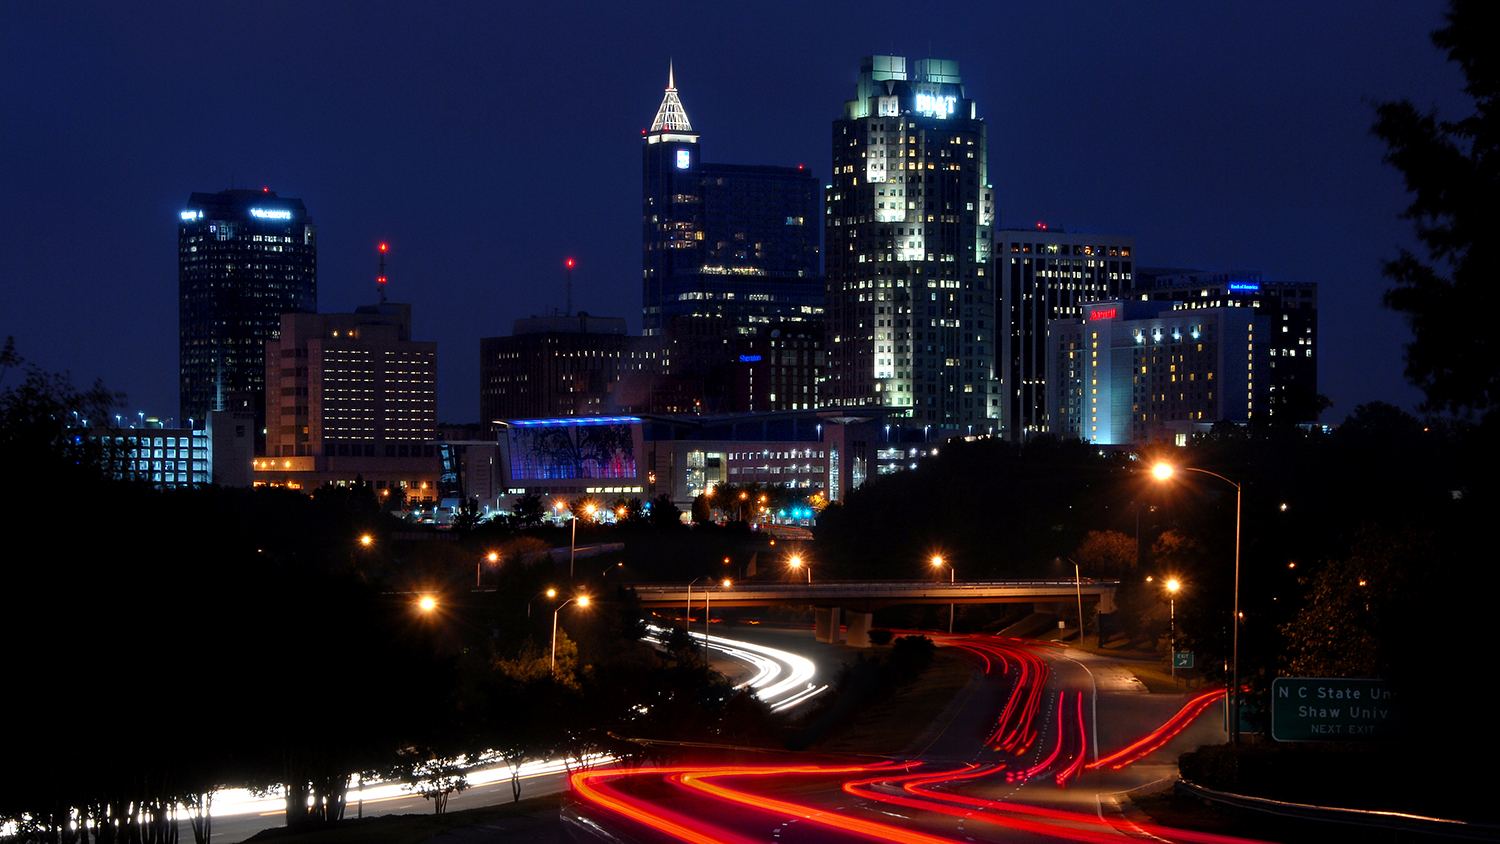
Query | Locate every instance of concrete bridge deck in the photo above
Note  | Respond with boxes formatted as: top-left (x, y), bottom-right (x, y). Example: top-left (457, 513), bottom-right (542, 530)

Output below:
top-left (630, 579), bottom-right (1117, 612)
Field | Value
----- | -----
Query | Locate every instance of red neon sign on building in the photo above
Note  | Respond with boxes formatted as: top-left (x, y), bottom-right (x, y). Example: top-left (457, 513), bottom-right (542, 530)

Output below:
top-left (1088, 307), bottom-right (1117, 321)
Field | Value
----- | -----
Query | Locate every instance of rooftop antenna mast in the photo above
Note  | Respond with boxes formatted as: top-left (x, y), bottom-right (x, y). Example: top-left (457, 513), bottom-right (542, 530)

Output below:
top-left (377, 242), bottom-right (389, 304)
top-left (565, 257), bottom-right (575, 316)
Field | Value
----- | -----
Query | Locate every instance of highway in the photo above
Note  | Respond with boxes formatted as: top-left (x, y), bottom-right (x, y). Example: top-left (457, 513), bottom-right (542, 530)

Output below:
top-left (198, 623), bottom-right (835, 843)
top-left (567, 631), bottom-right (1245, 844)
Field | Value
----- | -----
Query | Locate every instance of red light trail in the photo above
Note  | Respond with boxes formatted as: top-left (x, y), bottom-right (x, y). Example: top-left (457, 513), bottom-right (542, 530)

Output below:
top-left (569, 631), bottom-right (1257, 843)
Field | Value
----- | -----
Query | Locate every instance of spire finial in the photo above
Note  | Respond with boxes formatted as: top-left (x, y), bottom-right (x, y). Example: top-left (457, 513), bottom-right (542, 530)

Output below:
top-left (649, 61), bottom-right (693, 133)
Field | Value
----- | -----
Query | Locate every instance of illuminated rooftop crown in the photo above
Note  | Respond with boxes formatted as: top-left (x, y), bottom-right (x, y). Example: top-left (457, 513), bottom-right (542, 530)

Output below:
top-left (650, 62), bottom-right (693, 133)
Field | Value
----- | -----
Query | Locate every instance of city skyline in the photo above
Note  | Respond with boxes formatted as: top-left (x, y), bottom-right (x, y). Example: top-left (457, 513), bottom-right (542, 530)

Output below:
top-left (3, 2), bottom-right (1461, 425)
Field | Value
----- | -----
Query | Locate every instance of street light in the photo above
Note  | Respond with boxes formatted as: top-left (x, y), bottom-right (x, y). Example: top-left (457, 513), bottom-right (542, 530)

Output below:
top-left (788, 555), bottom-right (810, 583)
top-left (1153, 461), bottom-right (1243, 745)
top-left (931, 556), bottom-right (954, 633)
top-left (1165, 578), bottom-right (1181, 682)
top-left (478, 550), bottom-right (499, 587)
top-left (569, 503), bottom-right (597, 579)
top-left (552, 595), bottom-right (590, 674)
top-left (687, 576), bottom-right (718, 666)
top-left (417, 595), bottom-right (437, 613)
top-left (1060, 557), bottom-right (1086, 646)
top-left (528, 587), bottom-right (557, 618)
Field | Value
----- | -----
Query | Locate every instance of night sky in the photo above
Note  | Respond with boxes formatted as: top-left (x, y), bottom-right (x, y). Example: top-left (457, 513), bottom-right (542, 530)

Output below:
top-left (3, 2), bottom-right (1462, 425)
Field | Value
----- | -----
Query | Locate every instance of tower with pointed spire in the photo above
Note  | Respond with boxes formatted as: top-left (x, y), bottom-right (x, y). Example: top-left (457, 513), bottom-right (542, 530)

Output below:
top-left (642, 63), bottom-right (703, 338)
top-left (640, 64), bottom-right (825, 411)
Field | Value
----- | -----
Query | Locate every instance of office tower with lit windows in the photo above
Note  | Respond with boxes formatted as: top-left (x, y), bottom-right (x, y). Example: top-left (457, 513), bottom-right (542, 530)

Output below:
top-left (642, 68), bottom-right (823, 412)
top-left (178, 189), bottom-right (316, 428)
top-left (996, 228), bottom-right (1135, 441)
top-left (642, 68), bottom-right (823, 338)
top-left (254, 303), bottom-right (439, 499)
top-left (824, 55), bottom-right (997, 431)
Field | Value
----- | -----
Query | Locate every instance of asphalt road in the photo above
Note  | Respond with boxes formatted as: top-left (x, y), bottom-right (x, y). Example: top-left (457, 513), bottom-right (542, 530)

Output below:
top-left (202, 621), bottom-right (849, 844)
top-left (566, 629), bottom-right (1239, 844)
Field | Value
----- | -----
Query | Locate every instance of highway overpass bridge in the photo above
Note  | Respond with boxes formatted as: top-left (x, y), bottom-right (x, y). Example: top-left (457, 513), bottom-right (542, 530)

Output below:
top-left (629, 580), bottom-right (1118, 648)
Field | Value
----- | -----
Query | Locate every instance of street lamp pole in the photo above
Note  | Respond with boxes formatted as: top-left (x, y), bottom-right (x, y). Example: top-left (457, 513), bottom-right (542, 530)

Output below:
top-left (552, 596), bottom-right (589, 674)
top-left (931, 556), bottom-right (954, 634)
top-left (1153, 463), bottom-right (1242, 745)
top-left (1074, 559), bottom-right (1084, 646)
top-left (529, 587), bottom-right (556, 618)
top-left (1166, 578), bottom-right (1181, 682)
top-left (789, 556), bottom-right (810, 583)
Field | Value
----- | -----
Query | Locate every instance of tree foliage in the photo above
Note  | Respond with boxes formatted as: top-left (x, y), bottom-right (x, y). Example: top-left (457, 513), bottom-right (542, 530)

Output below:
top-left (1074, 529), bottom-right (1136, 577)
top-left (0, 336), bottom-right (125, 484)
top-left (1373, 0), bottom-right (1500, 424)
top-left (1281, 527), bottom-right (1426, 678)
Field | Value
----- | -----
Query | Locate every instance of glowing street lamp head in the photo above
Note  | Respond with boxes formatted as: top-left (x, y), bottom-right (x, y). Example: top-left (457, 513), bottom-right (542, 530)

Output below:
top-left (1166, 578), bottom-right (1181, 593)
top-left (546, 588), bottom-right (557, 598)
top-left (577, 595), bottom-right (590, 607)
top-left (487, 551), bottom-right (499, 563)
top-left (418, 595), bottom-right (437, 612)
top-left (789, 555), bottom-right (803, 568)
top-left (931, 556), bottom-right (944, 568)
top-left (360, 534), bottom-right (373, 547)
top-left (1151, 463), bottom-right (1175, 481)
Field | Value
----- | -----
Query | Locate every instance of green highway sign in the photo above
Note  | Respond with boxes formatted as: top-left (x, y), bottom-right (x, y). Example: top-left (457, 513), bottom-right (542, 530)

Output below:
top-left (1173, 651), bottom-right (1193, 668)
top-left (1271, 678), bottom-right (1401, 742)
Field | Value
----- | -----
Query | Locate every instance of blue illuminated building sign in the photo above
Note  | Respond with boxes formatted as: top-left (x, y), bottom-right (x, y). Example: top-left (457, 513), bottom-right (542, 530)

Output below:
top-left (1228, 282), bottom-right (1260, 292)
top-left (739, 355), bottom-right (762, 362)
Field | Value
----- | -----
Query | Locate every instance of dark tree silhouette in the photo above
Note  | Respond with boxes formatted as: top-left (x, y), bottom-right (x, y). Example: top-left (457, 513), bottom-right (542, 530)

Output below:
top-left (1373, 0), bottom-right (1500, 424)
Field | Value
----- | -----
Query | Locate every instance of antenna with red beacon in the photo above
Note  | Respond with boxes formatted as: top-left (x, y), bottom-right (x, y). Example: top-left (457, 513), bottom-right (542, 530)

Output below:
top-left (377, 242), bottom-right (389, 304)
top-left (565, 257), bottom-right (575, 317)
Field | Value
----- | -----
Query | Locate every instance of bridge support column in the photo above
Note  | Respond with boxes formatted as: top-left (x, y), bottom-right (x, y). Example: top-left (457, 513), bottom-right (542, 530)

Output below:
top-left (814, 607), bottom-right (841, 644)
top-left (844, 610), bottom-right (873, 648)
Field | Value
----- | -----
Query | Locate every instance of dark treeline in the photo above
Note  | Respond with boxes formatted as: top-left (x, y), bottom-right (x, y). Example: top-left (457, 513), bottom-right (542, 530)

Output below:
top-left (0, 346), bottom-right (775, 844)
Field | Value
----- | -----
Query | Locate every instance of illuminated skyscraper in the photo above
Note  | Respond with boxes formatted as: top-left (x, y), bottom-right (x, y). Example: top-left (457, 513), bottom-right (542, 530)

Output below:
top-left (178, 188), bottom-right (316, 427)
top-left (824, 56), bottom-right (997, 431)
top-left (642, 67), bottom-right (822, 337)
top-left (641, 67), bottom-right (823, 413)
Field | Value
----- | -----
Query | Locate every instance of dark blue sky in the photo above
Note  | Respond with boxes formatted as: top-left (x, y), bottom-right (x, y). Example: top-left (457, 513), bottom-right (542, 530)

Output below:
top-left (3, 1), bottom-right (1462, 424)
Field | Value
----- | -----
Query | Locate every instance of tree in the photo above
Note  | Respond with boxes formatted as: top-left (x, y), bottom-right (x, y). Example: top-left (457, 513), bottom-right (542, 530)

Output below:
top-left (1151, 530), bottom-right (1205, 578)
top-left (0, 336), bottom-right (125, 483)
top-left (398, 752), bottom-right (469, 814)
top-left (1073, 529), bottom-right (1136, 577)
top-left (1373, 0), bottom-right (1500, 424)
top-left (691, 493), bottom-right (712, 524)
top-left (452, 496), bottom-right (485, 531)
top-left (648, 493), bottom-right (684, 529)
top-left (1281, 527), bottom-right (1426, 679)
top-left (511, 491), bottom-right (546, 527)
